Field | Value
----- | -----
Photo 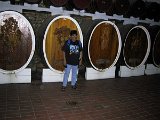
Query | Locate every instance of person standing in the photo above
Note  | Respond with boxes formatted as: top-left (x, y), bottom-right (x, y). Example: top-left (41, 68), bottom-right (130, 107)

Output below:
top-left (61, 30), bottom-right (83, 91)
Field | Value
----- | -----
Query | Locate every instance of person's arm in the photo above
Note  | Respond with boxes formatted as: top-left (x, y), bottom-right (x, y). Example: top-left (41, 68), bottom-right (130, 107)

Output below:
top-left (63, 51), bottom-right (66, 67)
top-left (62, 41), bottom-right (67, 67)
top-left (79, 51), bottom-right (82, 65)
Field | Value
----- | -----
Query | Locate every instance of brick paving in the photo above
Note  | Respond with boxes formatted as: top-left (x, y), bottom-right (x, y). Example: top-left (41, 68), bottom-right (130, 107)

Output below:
top-left (0, 74), bottom-right (160, 120)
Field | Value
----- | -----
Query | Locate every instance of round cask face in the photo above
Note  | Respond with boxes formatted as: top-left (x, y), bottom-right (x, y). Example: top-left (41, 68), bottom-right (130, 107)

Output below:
top-left (124, 27), bottom-right (149, 68)
top-left (153, 31), bottom-right (160, 67)
top-left (44, 17), bottom-right (80, 72)
top-left (0, 11), bottom-right (34, 73)
top-left (89, 22), bottom-right (119, 71)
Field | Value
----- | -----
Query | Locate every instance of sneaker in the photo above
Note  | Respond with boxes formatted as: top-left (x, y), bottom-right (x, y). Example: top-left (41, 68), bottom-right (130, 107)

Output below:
top-left (61, 86), bottom-right (66, 91)
top-left (71, 85), bottom-right (77, 90)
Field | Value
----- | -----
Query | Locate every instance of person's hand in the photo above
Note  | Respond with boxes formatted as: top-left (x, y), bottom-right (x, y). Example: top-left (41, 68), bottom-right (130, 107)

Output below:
top-left (63, 59), bottom-right (66, 66)
top-left (79, 58), bottom-right (82, 66)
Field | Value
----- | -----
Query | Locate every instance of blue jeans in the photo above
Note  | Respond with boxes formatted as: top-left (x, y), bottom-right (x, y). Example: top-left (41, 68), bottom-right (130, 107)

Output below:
top-left (62, 64), bottom-right (78, 87)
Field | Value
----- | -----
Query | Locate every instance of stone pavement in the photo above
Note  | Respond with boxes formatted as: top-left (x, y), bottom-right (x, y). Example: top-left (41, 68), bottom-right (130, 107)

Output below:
top-left (0, 74), bottom-right (160, 120)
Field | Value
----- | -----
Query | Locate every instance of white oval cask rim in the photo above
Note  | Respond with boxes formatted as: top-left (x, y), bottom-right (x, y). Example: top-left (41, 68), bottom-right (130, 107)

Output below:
top-left (88, 20), bottom-right (122, 72)
top-left (123, 25), bottom-right (151, 69)
top-left (0, 10), bottom-right (35, 74)
top-left (43, 15), bottom-right (83, 73)
top-left (152, 30), bottom-right (160, 68)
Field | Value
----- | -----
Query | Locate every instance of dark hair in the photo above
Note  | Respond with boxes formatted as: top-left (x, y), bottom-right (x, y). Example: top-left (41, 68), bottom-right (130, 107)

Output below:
top-left (70, 30), bottom-right (77, 36)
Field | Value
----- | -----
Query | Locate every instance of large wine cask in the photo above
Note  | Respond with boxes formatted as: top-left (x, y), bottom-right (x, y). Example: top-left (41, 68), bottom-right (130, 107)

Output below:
top-left (146, 26), bottom-right (160, 65)
top-left (81, 19), bottom-right (121, 71)
top-left (99, 0), bottom-right (114, 15)
top-left (123, 26), bottom-right (151, 69)
top-left (0, 11), bottom-right (35, 73)
top-left (37, 16), bottom-right (83, 73)
top-left (65, 0), bottom-right (91, 11)
top-left (72, 0), bottom-right (92, 10)
top-left (115, 23), bottom-right (135, 76)
top-left (49, 0), bottom-right (68, 7)
top-left (113, 0), bottom-right (130, 16)
top-left (145, 2), bottom-right (160, 22)
top-left (116, 22), bottom-right (135, 66)
top-left (25, 0), bottom-right (42, 4)
top-left (126, 0), bottom-right (146, 19)
top-left (85, 0), bottom-right (97, 14)
top-left (153, 30), bottom-right (160, 67)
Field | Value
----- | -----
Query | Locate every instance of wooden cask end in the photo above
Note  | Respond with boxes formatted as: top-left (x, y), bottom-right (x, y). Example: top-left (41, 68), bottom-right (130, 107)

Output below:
top-left (81, 20), bottom-right (121, 71)
top-left (146, 26), bottom-right (160, 65)
top-left (123, 26), bottom-right (151, 69)
top-left (40, 16), bottom-right (83, 73)
top-left (0, 11), bottom-right (35, 73)
top-left (153, 30), bottom-right (160, 67)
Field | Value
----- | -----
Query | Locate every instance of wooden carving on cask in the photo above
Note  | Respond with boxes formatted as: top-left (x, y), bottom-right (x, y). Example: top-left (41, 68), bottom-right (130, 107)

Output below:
top-left (43, 16), bottom-right (82, 72)
top-left (153, 30), bottom-right (160, 67)
top-left (0, 11), bottom-right (35, 73)
top-left (123, 26), bottom-right (150, 69)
